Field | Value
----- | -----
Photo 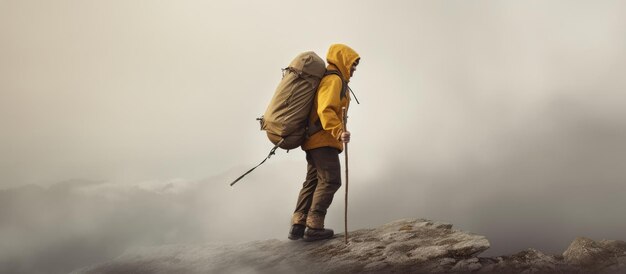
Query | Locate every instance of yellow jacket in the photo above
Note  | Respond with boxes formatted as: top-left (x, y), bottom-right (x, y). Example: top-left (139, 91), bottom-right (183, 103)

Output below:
top-left (302, 44), bottom-right (360, 152)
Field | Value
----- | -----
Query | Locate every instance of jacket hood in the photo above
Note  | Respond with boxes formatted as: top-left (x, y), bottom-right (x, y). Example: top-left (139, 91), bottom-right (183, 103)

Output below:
top-left (326, 44), bottom-right (360, 82)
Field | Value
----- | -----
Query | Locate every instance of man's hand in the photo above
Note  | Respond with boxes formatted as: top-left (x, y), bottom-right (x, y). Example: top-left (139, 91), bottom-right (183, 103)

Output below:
top-left (341, 131), bottom-right (351, 143)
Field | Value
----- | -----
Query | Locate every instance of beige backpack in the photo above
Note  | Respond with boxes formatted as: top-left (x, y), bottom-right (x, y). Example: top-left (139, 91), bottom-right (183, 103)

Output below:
top-left (259, 51), bottom-right (327, 150)
top-left (231, 52), bottom-right (326, 186)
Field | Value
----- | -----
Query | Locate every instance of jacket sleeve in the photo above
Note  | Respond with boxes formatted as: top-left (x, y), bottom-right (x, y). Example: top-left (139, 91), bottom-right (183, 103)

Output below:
top-left (316, 75), bottom-right (344, 140)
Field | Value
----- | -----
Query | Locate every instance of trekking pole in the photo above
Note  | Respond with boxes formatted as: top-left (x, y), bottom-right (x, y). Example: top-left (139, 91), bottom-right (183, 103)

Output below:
top-left (342, 107), bottom-right (349, 244)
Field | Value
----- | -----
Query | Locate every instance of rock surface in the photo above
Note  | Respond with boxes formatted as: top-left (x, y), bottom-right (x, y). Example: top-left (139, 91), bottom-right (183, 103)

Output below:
top-left (73, 218), bottom-right (626, 274)
top-left (562, 237), bottom-right (626, 273)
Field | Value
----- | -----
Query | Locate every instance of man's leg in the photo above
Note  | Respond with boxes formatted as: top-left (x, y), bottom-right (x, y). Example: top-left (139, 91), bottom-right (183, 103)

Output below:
top-left (304, 147), bottom-right (341, 241)
top-left (289, 152), bottom-right (317, 239)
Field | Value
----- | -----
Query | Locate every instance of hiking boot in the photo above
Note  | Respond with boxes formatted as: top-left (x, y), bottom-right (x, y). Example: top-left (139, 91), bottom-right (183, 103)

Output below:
top-left (288, 224), bottom-right (305, 240)
top-left (303, 227), bottom-right (334, 242)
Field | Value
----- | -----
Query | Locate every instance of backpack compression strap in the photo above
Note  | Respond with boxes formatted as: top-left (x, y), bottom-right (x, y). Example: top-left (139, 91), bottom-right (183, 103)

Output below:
top-left (230, 139), bottom-right (284, 186)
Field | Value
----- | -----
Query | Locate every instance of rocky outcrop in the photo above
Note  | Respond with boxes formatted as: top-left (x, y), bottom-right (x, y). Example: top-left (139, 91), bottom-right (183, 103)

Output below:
top-left (561, 237), bottom-right (626, 273)
top-left (73, 218), bottom-right (626, 274)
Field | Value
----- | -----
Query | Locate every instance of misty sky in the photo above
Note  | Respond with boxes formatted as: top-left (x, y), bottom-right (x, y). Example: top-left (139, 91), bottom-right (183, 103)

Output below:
top-left (2, 1), bottom-right (626, 273)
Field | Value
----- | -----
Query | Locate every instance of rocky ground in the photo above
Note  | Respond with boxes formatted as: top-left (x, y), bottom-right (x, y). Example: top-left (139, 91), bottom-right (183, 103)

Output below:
top-left (73, 218), bottom-right (626, 273)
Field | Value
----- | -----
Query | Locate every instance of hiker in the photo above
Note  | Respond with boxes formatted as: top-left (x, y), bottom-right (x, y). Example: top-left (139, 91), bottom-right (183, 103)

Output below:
top-left (289, 44), bottom-right (360, 241)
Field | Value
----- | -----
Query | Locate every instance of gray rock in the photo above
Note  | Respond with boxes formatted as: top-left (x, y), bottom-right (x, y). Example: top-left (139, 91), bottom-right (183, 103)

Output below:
top-left (563, 237), bottom-right (626, 273)
top-left (451, 257), bottom-right (481, 272)
top-left (73, 218), bottom-right (490, 274)
top-left (72, 218), bottom-right (626, 274)
top-left (599, 240), bottom-right (626, 254)
top-left (479, 248), bottom-right (569, 273)
top-left (564, 237), bottom-right (615, 267)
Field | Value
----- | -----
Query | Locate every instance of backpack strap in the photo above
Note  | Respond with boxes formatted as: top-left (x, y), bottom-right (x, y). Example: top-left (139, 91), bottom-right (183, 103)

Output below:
top-left (324, 70), bottom-right (348, 100)
top-left (306, 119), bottom-right (323, 138)
top-left (305, 70), bottom-right (349, 137)
top-left (325, 69), bottom-right (360, 104)
top-left (230, 139), bottom-right (284, 186)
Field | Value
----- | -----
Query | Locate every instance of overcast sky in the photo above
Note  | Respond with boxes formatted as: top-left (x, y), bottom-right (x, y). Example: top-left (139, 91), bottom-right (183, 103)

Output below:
top-left (2, 1), bottom-right (626, 273)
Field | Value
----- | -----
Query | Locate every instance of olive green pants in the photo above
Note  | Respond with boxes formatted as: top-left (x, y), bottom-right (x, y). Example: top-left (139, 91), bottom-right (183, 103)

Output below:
top-left (292, 147), bottom-right (342, 228)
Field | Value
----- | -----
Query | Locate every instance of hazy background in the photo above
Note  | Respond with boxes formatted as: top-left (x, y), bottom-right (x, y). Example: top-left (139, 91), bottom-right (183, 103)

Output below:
top-left (2, 0), bottom-right (626, 273)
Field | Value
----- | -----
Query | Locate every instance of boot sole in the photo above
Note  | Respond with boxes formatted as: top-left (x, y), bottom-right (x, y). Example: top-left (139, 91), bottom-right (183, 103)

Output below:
top-left (302, 234), bottom-right (334, 242)
top-left (288, 234), bottom-right (303, 240)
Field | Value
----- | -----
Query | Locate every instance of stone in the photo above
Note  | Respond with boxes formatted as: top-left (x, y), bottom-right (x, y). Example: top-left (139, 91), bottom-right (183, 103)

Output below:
top-left (73, 218), bottom-right (490, 274)
top-left (563, 237), bottom-right (615, 267)
top-left (72, 218), bottom-right (626, 274)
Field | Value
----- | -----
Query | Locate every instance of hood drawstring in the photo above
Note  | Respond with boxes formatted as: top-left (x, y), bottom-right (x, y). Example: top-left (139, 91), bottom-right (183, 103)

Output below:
top-left (348, 86), bottom-right (360, 104)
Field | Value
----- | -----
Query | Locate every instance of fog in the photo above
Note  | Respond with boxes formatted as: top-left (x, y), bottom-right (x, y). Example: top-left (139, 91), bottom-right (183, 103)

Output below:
top-left (1, 0), bottom-right (626, 273)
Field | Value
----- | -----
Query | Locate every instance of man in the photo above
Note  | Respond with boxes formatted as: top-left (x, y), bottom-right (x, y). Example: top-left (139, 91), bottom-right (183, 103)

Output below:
top-left (289, 44), bottom-right (360, 241)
